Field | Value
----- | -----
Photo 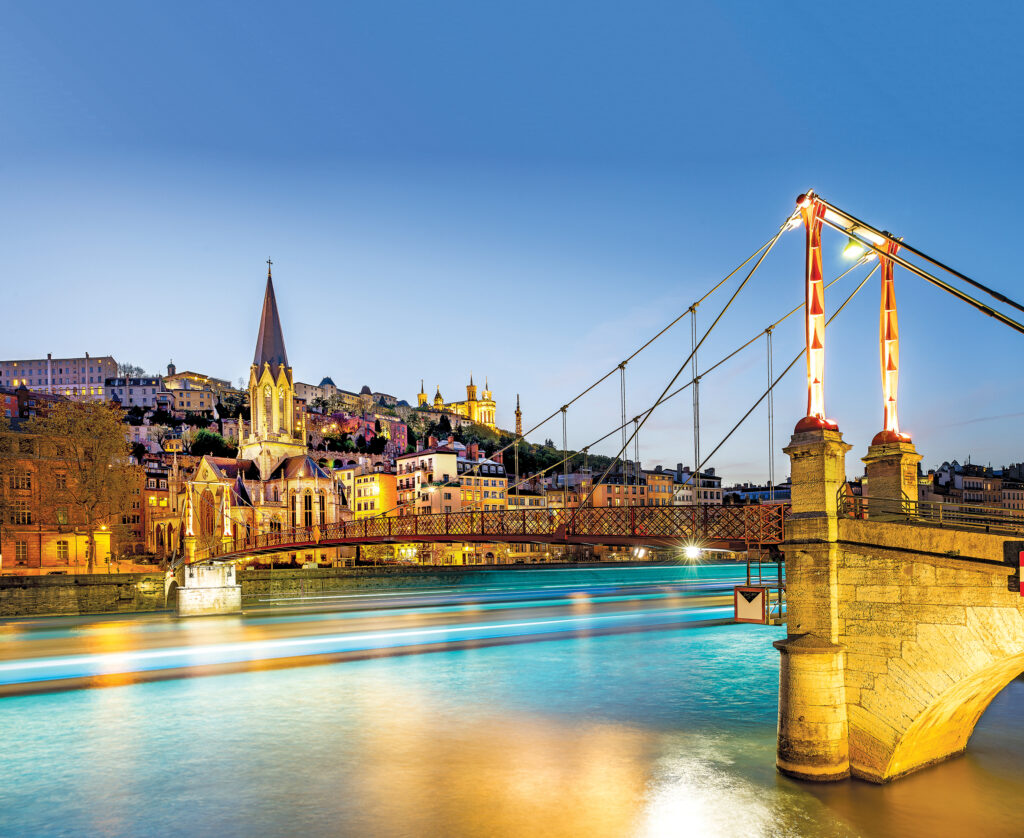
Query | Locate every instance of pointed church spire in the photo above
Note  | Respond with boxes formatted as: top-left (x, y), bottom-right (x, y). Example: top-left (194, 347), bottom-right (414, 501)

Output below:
top-left (253, 262), bottom-right (289, 373)
top-left (420, 379), bottom-right (425, 394)
top-left (470, 371), bottom-right (474, 386)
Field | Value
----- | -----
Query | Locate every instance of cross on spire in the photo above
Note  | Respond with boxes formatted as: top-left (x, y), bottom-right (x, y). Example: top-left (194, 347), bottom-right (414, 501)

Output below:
top-left (266, 258), bottom-right (273, 278)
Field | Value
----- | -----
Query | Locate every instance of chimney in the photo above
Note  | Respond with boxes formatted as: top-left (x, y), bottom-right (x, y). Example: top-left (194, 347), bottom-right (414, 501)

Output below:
top-left (428, 435), bottom-right (438, 449)
top-left (447, 435), bottom-right (455, 448)
top-left (677, 462), bottom-right (683, 475)
top-left (492, 450), bottom-right (503, 465)
top-left (467, 442), bottom-right (479, 461)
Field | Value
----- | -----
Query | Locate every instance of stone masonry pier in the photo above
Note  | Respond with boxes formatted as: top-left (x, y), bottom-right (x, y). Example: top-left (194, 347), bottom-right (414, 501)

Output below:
top-left (776, 427), bottom-right (1024, 784)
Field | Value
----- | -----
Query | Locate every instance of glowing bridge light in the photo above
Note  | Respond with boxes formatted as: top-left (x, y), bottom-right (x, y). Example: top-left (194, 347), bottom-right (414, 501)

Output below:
top-left (683, 545), bottom-right (702, 561)
top-left (841, 236), bottom-right (866, 260)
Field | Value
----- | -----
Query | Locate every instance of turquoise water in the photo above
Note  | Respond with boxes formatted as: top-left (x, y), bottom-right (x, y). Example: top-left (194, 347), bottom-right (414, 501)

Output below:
top-left (1, 566), bottom-right (1021, 837)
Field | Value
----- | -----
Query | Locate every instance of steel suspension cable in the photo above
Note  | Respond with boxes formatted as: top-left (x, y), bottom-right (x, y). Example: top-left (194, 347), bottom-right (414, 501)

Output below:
top-left (694, 264), bottom-right (878, 476)
top-left (817, 197), bottom-right (1024, 316)
top-left (569, 212), bottom-right (798, 519)
top-left (365, 224), bottom-right (793, 522)
top-left (819, 216), bottom-right (1024, 336)
top-left (766, 326), bottom-right (775, 501)
top-left (691, 306), bottom-right (700, 505)
top-left (493, 260), bottom-right (874, 499)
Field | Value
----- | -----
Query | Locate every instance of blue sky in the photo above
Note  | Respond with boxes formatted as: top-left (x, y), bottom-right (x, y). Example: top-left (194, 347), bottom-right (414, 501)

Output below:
top-left (2, 1), bottom-right (1022, 480)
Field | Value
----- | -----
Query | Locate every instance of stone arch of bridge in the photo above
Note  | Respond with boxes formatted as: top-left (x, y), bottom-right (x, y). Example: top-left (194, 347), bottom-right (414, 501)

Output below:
top-left (884, 650), bottom-right (1024, 780)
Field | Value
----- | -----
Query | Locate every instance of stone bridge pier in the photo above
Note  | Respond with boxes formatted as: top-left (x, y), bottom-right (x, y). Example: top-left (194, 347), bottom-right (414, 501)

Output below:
top-left (776, 427), bottom-right (1024, 783)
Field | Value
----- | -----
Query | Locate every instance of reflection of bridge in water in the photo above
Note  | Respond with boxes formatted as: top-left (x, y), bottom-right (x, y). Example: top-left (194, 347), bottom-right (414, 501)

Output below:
top-left (199, 504), bottom-right (787, 562)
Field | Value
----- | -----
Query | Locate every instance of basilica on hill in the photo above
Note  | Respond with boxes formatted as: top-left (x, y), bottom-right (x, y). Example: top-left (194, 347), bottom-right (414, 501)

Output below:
top-left (418, 375), bottom-right (497, 429)
top-left (152, 266), bottom-right (345, 563)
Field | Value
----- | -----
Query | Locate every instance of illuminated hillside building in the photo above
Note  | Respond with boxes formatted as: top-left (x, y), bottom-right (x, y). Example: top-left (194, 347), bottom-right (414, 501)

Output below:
top-left (417, 375), bottom-right (497, 429)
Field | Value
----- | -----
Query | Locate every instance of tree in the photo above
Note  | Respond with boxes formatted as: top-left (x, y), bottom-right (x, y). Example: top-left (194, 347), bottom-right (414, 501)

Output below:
top-left (25, 402), bottom-right (143, 573)
top-left (368, 434), bottom-right (387, 455)
top-left (150, 424), bottom-right (172, 446)
top-left (0, 417), bottom-right (15, 550)
top-left (189, 429), bottom-right (237, 458)
top-left (438, 414), bottom-right (452, 434)
top-left (117, 362), bottom-right (146, 378)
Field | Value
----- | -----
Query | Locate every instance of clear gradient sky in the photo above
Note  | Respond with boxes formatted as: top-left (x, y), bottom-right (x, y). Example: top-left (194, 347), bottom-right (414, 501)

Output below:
top-left (2, 2), bottom-right (1022, 481)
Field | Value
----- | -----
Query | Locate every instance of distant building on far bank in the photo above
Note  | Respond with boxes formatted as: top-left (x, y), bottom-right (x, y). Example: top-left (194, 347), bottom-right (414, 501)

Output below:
top-left (0, 353), bottom-right (117, 400)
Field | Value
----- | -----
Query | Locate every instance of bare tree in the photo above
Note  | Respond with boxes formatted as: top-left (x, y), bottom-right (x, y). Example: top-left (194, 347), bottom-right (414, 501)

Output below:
top-left (117, 362), bottom-right (146, 378)
top-left (26, 402), bottom-right (143, 572)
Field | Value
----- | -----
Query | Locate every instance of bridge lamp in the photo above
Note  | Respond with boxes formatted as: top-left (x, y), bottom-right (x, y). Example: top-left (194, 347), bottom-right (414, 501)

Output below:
top-left (842, 236), bottom-right (866, 260)
top-left (633, 547), bottom-right (647, 559)
top-left (683, 544), bottom-right (701, 561)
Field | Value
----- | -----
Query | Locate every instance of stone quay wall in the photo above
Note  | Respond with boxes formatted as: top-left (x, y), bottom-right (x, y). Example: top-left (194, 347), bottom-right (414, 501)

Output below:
top-left (0, 573), bottom-right (168, 617)
top-left (0, 561), bottom-right (667, 617)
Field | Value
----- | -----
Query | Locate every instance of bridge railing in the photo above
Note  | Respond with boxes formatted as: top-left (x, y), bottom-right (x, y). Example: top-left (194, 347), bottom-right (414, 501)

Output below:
top-left (199, 503), bottom-right (787, 561)
top-left (840, 494), bottom-right (1024, 536)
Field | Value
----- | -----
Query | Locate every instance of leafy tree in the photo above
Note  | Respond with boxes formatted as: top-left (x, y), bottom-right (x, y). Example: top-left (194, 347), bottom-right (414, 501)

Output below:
top-left (25, 402), bottom-right (143, 573)
top-left (130, 442), bottom-right (148, 462)
top-left (438, 414), bottom-right (452, 434)
top-left (189, 429), bottom-right (237, 458)
top-left (355, 434), bottom-right (367, 452)
top-left (368, 434), bottom-right (387, 455)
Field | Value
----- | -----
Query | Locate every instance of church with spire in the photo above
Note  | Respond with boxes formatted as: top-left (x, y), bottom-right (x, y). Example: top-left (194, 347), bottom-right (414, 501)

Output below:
top-left (417, 374), bottom-right (498, 429)
top-left (155, 264), bottom-right (345, 564)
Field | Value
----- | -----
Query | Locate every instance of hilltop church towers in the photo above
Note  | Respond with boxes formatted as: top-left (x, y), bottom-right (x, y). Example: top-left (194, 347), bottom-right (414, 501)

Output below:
top-left (238, 263), bottom-right (307, 479)
top-left (417, 374), bottom-right (498, 429)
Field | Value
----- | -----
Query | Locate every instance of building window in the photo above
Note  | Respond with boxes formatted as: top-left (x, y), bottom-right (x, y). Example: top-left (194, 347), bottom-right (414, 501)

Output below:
top-left (56, 540), bottom-right (69, 561)
top-left (15, 540), bottom-right (28, 562)
top-left (56, 508), bottom-right (68, 525)
top-left (319, 495), bottom-right (325, 526)
top-left (12, 501), bottom-right (31, 525)
top-left (10, 472), bottom-right (31, 490)
top-left (303, 493), bottom-right (313, 528)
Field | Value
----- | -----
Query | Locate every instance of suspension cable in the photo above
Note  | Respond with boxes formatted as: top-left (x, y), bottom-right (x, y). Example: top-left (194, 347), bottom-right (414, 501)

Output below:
top-left (691, 306), bottom-right (700, 505)
top-left (694, 264), bottom-right (878, 475)
top-left (819, 216), bottom-right (1024, 336)
top-left (569, 211), bottom-right (797, 519)
top-left (505, 261), bottom-right (875, 498)
top-left (817, 197), bottom-right (1024, 316)
top-left (346, 220), bottom-right (799, 523)
top-left (766, 327), bottom-right (775, 501)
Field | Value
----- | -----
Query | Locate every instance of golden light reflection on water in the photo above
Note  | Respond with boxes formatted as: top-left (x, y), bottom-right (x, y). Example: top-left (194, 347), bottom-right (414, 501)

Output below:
top-left (351, 713), bottom-right (658, 838)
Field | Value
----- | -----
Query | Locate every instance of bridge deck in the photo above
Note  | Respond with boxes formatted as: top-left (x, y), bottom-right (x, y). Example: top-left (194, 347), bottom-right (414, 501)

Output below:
top-left (199, 504), bottom-right (787, 562)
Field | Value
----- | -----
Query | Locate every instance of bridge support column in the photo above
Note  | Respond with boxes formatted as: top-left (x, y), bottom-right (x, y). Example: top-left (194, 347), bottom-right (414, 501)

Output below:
top-left (176, 564), bottom-right (241, 617)
top-left (862, 439), bottom-right (922, 513)
top-left (775, 427), bottom-right (853, 781)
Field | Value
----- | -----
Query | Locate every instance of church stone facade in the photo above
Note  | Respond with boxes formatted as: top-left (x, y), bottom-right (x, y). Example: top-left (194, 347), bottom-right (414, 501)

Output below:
top-left (157, 267), bottom-right (346, 565)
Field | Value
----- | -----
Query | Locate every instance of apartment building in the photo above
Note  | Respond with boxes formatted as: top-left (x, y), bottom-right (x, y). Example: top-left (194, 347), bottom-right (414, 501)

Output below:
top-left (0, 353), bottom-right (117, 400)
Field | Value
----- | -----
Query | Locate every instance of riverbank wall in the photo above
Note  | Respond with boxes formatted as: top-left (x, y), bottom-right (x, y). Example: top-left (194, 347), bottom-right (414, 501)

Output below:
top-left (0, 561), bottom-right (704, 618)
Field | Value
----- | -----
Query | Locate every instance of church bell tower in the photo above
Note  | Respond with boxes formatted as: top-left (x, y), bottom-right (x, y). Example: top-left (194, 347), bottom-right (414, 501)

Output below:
top-left (238, 261), bottom-right (306, 477)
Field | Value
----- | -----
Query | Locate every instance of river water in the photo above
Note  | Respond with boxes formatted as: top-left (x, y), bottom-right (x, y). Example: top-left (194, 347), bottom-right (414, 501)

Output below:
top-left (1, 564), bottom-right (1021, 837)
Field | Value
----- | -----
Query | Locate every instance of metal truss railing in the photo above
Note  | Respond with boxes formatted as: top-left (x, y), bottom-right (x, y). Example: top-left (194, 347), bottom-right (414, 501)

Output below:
top-left (197, 503), bottom-right (788, 562)
top-left (840, 494), bottom-right (1024, 536)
